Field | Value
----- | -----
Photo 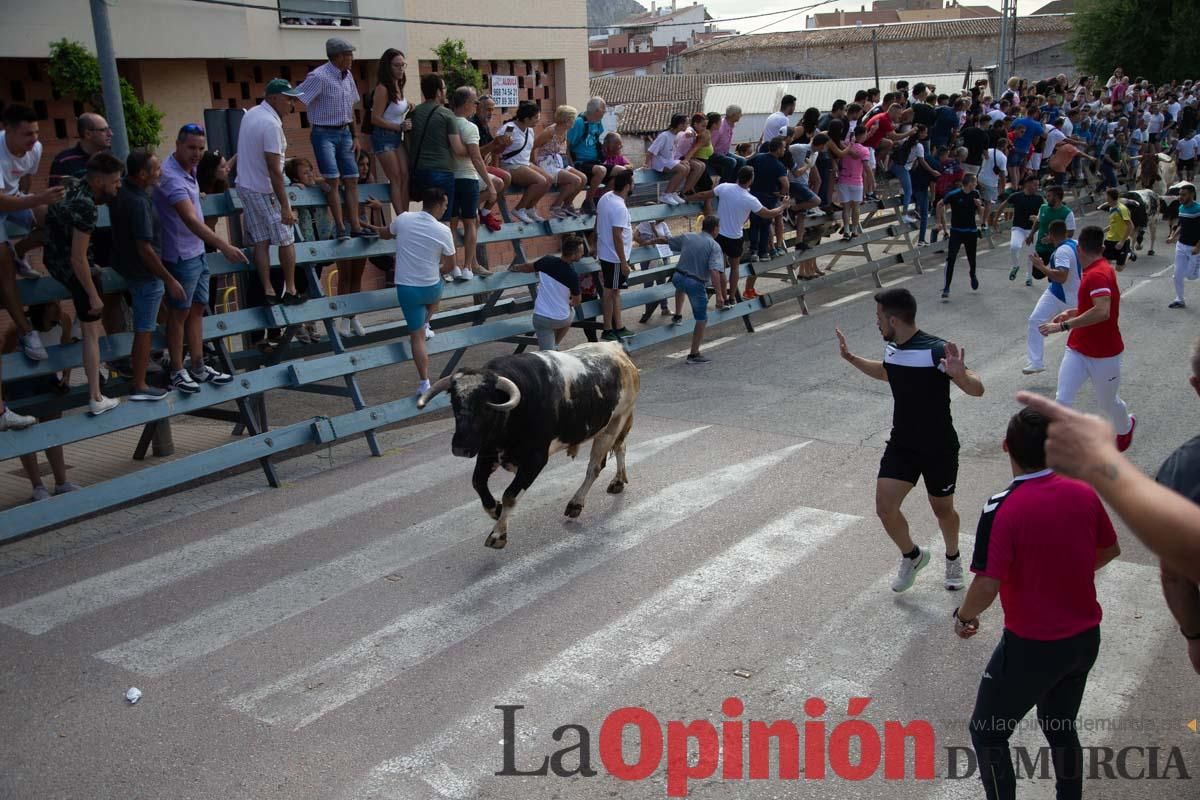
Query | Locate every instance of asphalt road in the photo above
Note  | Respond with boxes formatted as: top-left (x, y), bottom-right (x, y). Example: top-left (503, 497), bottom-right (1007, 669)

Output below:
top-left (2, 210), bottom-right (1198, 800)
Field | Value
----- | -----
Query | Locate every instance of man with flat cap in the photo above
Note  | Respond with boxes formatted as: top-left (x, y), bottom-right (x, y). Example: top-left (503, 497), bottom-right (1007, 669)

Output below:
top-left (295, 37), bottom-right (376, 241)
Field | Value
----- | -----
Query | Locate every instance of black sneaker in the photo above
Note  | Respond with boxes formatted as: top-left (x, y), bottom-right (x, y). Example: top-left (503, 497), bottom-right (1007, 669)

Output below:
top-left (638, 310), bottom-right (654, 324)
top-left (336, 227), bottom-right (350, 242)
top-left (970, 274), bottom-right (979, 291)
top-left (353, 227), bottom-right (379, 239)
top-left (685, 353), bottom-right (711, 365)
top-left (671, 314), bottom-right (683, 324)
top-left (265, 294), bottom-right (283, 306)
top-left (281, 291), bottom-right (307, 306)
top-left (615, 327), bottom-right (635, 340)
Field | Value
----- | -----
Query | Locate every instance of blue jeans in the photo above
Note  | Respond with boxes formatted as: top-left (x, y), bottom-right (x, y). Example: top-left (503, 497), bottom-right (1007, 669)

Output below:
top-left (413, 169), bottom-right (456, 221)
top-left (750, 195), bottom-right (777, 256)
top-left (311, 125), bottom-right (357, 179)
top-left (709, 153), bottom-right (746, 183)
top-left (371, 129), bottom-right (404, 154)
top-left (889, 162), bottom-right (913, 208)
top-left (912, 189), bottom-right (931, 242)
top-left (165, 254), bottom-right (209, 310)
top-left (672, 271), bottom-right (709, 322)
top-left (127, 277), bottom-right (165, 332)
top-left (1100, 164), bottom-right (1117, 189)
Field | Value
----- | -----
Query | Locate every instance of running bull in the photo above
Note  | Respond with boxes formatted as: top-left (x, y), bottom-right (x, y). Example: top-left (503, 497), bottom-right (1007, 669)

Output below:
top-left (417, 342), bottom-right (640, 549)
top-left (1119, 182), bottom-right (1193, 258)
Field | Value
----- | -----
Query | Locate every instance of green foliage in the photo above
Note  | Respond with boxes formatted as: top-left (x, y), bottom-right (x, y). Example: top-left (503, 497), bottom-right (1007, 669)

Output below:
top-left (1069, 0), bottom-right (1199, 83)
top-left (47, 39), bottom-right (163, 148)
top-left (433, 39), bottom-right (483, 96)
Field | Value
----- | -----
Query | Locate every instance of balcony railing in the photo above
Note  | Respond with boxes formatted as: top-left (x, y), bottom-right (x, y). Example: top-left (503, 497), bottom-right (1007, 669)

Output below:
top-left (279, 0), bottom-right (357, 27)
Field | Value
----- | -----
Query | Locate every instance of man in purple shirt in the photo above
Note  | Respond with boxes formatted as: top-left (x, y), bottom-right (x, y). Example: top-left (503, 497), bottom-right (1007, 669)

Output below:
top-left (152, 123), bottom-right (247, 394)
top-left (709, 105), bottom-right (745, 183)
top-left (295, 37), bottom-right (374, 241)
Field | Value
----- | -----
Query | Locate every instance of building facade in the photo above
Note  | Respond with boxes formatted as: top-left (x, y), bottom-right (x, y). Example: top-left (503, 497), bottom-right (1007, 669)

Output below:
top-left (682, 15), bottom-right (1072, 79)
top-left (0, 0), bottom-right (588, 186)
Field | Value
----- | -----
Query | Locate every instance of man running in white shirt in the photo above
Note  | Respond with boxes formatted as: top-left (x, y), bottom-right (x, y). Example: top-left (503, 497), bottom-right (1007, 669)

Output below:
top-left (1024, 220), bottom-right (1081, 375)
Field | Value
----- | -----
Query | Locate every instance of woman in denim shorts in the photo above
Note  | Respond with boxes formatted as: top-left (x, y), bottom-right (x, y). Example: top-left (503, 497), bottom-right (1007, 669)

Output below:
top-left (370, 48), bottom-right (411, 214)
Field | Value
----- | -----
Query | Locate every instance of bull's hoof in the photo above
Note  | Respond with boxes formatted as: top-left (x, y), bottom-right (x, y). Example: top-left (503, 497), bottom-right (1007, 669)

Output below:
top-left (485, 531), bottom-right (508, 549)
top-left (1147, 249), bottom-right (1156, 256)
top-left (606, 479), bottom-right (626, 495)
top-left (1129, 254), bottom-right (1138, 262)
top-left (564, 502), bottom-right (584, 518)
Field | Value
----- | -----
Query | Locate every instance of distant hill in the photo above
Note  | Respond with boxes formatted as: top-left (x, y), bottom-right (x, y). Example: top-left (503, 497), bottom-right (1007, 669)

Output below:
top-left (588, 0), bottom-right (648, 32)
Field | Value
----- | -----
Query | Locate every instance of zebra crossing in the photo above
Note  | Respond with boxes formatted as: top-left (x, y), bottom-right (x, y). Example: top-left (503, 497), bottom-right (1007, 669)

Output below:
top-left (0, 422), bottom-right (1183, 800)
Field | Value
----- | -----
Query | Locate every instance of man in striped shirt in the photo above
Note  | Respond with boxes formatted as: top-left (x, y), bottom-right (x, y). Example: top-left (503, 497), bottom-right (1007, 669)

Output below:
top-left (295, 38), bottom-right (375, 242)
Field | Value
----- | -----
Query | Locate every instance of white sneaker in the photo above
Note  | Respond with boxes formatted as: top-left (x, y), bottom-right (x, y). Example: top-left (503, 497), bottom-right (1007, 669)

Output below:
top-left (336, 318), bottom-right (353, 338)
top-left (88, 395), bottom-right (120, 416)
top-left (512, 208), bottom-right (533, 224)
top-left (945, 557), bottom-right (965, 591)
top-left (14, 255), bottom-right (39, 279)
top-left (424, 323), bottom-right (435, 340)
top-left (0, 407), bottom-right (37, 430)
top-left (891, 548), bottom-right (931, 593)
top-left (350, 317), bottom-right (367, 337)
top-left (527, 209), bottom-right (547, 223)
top-left (1021, 363), bottom-right (1045, 375)
top-left (415, 378), bottom-right (432, 399)
top-left (20, 330), bottom-right (48, 361)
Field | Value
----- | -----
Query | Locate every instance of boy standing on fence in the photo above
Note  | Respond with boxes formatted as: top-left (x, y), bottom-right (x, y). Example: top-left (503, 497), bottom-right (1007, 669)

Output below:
top-left (110, 149), bottom-right (185, 402)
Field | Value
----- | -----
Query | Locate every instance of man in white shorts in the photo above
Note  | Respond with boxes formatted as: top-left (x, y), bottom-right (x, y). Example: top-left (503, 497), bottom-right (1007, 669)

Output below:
top-left (235, 79), bottom-right (305, 305)
top-left (976, 139), bottom-right (1008, 227)
top-left (1024, 219), bottom-right (1080, 374)
top-left (1166, 183), bottom-right (1200, 309)
top-left (995, 174), bottom-right (1043, 282)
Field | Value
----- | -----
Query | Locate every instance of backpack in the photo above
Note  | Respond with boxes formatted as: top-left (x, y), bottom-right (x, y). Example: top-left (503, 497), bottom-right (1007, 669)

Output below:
top-left (361, 87), bottom-right (375, 135)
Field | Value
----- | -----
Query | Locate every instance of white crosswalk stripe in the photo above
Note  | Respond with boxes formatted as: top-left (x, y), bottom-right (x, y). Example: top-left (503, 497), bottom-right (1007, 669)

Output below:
top-left (93, 427), bottom-right (709, 677)
top-left (229, 440), bottom-right (812, 729)
top-left (0, 451), bottom-right (473, 635)
top-left (346, 504), bottom-right (861, 800)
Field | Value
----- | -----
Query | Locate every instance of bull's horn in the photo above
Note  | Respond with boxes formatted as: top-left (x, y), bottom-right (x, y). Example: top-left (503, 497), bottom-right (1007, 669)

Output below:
top-left (488, 376), bottom-right (522, 412)
top-left (417, 375), bottom-right (455, 409)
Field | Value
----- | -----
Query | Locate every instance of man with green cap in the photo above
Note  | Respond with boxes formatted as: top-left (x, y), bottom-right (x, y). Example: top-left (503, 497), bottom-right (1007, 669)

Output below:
top-left (236, 77), bottom-right (306, 305)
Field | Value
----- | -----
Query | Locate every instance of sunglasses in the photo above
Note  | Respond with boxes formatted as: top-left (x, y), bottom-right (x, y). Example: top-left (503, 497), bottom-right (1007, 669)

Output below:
top-left (181, 123), bottom-right (206, 136)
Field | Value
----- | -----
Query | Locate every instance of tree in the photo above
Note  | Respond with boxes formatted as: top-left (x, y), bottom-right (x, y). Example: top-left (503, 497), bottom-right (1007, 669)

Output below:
top-left (1069, 0), bottom-right (1200, 83)
top-left (433, 39), bottom-right (483, 96)
top-left (47, 39), bottom-right (164, 148)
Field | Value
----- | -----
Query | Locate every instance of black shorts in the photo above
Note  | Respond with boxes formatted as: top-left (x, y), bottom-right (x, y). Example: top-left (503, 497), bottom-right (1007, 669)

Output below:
top-left (1103, 240), bottom-right (1130, 266)
top-left (1179, 158), bottom-right (1194, 170)
top-left (61, 270), bottom-right (103, 323)
top-left (576, 161), bottom-right (614, 182)
top-left (598, 259), bottom-right (628, 290)
top-left (717, 234), bottom-right (744, 260)
top-left (878, 443), bottom-right (959, 497)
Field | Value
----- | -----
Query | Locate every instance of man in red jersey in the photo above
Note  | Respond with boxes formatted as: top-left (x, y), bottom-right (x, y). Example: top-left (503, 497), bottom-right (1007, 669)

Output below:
top-left (955, 407), bottom-right (1121, 800)
top-left (1038, 225), bottom-right (1136, 452)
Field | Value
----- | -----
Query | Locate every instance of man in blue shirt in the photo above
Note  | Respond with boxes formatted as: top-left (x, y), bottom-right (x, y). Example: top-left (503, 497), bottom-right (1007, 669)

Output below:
top-left (1009, 112), bottom-right (1045, 183)
top-left (567, 97), bottom-right (618, 214)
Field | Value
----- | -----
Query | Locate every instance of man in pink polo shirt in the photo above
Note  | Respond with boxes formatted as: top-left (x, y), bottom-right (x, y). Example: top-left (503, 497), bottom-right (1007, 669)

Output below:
top-left (954, 407), bottom-right (1121, 800)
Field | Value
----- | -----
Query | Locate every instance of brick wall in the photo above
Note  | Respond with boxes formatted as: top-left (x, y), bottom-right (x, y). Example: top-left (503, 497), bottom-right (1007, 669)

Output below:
top-left (681, 33), bottom-right (1070, 79)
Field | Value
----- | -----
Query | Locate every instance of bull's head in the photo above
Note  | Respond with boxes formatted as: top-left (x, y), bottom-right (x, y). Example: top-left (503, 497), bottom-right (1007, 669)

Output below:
top-left (417, 370), bottom-right (522, 458)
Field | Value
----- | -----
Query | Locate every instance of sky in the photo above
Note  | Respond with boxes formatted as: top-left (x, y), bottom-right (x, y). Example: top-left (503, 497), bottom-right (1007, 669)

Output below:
top-left (698, 0), bottom-right (1054, 36)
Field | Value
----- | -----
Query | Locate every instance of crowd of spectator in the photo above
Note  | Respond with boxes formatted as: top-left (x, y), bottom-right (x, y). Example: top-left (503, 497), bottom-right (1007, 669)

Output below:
top-left (2, 45), bottom-right (1200, 501)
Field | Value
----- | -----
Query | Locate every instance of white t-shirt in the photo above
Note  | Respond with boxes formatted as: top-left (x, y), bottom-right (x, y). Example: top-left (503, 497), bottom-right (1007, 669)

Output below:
top-left (760, 111), bottom-right (790, 143)
top-left (235, 101), bottom-right (287, 195)
top-left (647, 130), bottom-right (679, 171)
top-left (1177, 135), bottom-right (1199, 160)
top-left (903, 142), bottom-right (925, 171)
top-left (390, 211), bottom-right (456, 286)
top-left (987, 109), bottom-right (1007, 123)
top-left (1061, 117), bottom-right (1074, 137)
top-left (453, 116), bottom-right (481, 182)
top-left (788, 143), bottom-right (817, 175)
top-left (713, 182), bottom-right (762, 239)
top-left (1168, 101), bottom-right (1182, 120)
top-left (497, 121), bottom-right (534, 167)
top-left (0, 132), bottom-right (42, 197)
top-left (1042, 127), bottom-right (1066, 159)
top-left (636, 220), bottom-right (673, 259)
top-left (1052, 240), bottom-right (1082, 301)
top-left (1144, 112), bottom-right (1164, 134)
top-left (596, 191), bottom-right (632, 263)
top-left (977, 149), bottom-right (1007, 188)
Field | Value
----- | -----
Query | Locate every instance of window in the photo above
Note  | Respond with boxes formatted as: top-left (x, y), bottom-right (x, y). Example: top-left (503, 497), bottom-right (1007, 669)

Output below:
top-left (278, 0), bottom-right (357, 27)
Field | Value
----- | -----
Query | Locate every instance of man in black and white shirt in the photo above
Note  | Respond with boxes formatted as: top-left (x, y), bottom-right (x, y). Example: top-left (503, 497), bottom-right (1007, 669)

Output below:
top-left (836, 288), bottom-right (985, 593)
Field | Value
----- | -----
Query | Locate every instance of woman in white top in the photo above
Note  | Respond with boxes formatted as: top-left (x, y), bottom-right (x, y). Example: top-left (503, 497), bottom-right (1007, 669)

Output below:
top-left (533, 105), bottom-right (587, 219)
top-left (497, 101), bottom-right (550, 224)
top-left (647, 113), bottom-right (693, 206)
top-left (371, 48), bottom-right (412, 215)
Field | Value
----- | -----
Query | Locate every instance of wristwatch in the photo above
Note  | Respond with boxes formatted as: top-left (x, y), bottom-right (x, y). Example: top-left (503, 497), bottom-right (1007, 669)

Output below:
top-left (1061, 319), bottom-right (1070, 331)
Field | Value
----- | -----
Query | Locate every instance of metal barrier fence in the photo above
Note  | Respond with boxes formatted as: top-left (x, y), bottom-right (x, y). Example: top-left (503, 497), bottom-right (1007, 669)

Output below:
top-left (1, 176), bottom-right (932, 542)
